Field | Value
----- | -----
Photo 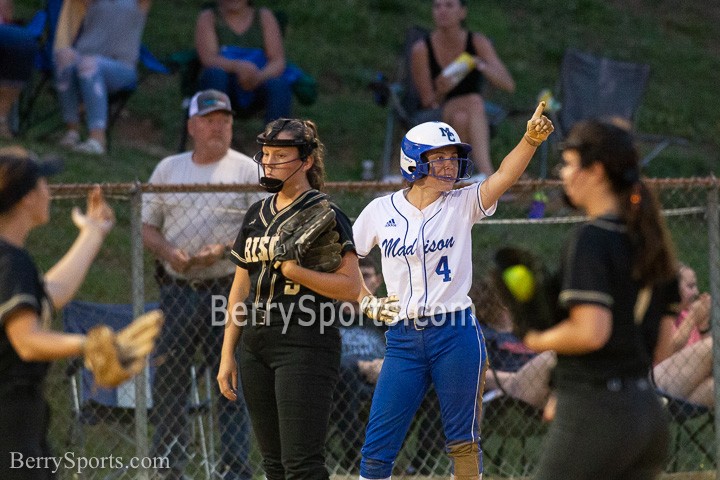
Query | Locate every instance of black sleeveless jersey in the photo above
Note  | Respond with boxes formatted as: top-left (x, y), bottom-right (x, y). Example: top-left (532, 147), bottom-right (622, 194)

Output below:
top-left (229, 190), bottom-right (355, 322)
top-left (426, 31), bottom-right (485, 100)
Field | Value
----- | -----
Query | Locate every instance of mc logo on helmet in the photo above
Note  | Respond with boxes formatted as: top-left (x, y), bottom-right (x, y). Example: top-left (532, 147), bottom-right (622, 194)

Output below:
top-left (439, 127), bottom-right (456, 142)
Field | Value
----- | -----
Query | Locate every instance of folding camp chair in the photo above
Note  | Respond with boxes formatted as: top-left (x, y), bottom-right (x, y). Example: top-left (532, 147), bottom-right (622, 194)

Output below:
top-left (16, 0), bottom-right (170, 150)
top-left (657, 390), bottom-right (715, 472)
top-left (63, 300), bottom-right (215, 480)
top-left (541, 48), bottom-right (688, 175)
top-left (372, 25), bottom-right (510, 181)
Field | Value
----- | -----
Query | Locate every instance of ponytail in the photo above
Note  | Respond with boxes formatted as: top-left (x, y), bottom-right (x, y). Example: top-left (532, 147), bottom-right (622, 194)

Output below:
top-left (564, 119), bottom-right (678, 286)
top-left (620, 180), bottom-right (677, 284)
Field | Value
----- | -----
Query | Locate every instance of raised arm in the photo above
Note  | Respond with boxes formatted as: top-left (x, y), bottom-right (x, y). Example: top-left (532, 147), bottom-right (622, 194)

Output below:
top-left (479, 102), bottom-right (553, 210)
top-left (44, 186), bottom-right (115, 310)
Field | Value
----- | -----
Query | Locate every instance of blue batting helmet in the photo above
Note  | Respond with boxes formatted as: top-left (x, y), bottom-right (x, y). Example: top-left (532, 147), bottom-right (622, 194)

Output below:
top-left (400, 122), bottom-right (472, 182)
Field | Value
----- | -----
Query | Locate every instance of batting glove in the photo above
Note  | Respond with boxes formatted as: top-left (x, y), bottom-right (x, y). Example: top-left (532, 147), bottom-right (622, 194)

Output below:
top-left (524, 101), bottom-right (555, 147)
top-left (360, 294), bottom-right (401, 324)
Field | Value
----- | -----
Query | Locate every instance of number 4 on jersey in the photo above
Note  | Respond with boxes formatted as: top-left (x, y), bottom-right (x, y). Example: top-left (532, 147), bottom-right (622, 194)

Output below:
top-left (435, 255), bottom-right (452, 282)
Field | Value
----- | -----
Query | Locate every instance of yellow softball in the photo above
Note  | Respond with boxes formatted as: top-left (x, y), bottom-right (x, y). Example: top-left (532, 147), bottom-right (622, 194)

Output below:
top-left (502, 265), bottom-right (536, 302)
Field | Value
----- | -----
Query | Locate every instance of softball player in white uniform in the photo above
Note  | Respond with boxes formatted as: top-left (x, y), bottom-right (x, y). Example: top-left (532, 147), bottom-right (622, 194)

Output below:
top-left (353, 103), bottom-right (553, 480)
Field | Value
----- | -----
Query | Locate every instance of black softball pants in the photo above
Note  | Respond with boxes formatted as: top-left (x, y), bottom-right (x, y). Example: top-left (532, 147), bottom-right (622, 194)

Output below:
top-left (534, 379), bottom-right (669, 480)
top-left (239, 323), bottom-right (341, 480)
top-left (0, 383), bottom-right (54, 480)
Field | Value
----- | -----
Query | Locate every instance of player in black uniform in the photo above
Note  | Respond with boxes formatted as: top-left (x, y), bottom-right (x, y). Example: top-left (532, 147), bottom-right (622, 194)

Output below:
top-left (522, 120), bottom-right (680, 480)
top-left (217, 119), bottom-right (363, 480)
top-left (0, 147), bottom-right (115, 479)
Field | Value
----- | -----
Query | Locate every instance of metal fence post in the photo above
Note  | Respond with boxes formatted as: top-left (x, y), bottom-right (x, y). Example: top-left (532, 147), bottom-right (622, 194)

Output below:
top-left (707, 178), bottom-right (720, 480)
top-left (131, 181), bottom-right (150, 480)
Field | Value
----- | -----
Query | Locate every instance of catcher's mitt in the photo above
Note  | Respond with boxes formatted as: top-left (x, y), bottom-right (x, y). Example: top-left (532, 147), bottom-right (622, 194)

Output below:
top-left (302, 229), bottom-right (343, 272)
top-left (273, 200), bottom-right (337, 269)
top-left (84, 309), bottom-right (164, 388)
top-left (491, 247), bottom-right (560, 339)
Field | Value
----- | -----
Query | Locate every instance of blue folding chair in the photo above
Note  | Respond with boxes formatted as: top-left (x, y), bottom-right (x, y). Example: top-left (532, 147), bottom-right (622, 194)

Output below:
top-left (63, 300), bottom-right (215, 479)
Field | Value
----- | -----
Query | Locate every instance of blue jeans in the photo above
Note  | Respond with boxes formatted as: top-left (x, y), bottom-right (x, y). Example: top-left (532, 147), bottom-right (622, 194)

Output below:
top-left (54, 49), bottom-right (137, 130)
top-left (0, 24), bottom-right (38, 85)
top-left (199, 67), bottom-right (292, 123)
top-left (150, 279), bottom-right (252, 479)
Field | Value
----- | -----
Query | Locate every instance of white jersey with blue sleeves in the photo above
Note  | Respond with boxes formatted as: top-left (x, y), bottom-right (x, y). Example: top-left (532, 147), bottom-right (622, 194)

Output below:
top-left (353, 182), bottom-right (496, 321)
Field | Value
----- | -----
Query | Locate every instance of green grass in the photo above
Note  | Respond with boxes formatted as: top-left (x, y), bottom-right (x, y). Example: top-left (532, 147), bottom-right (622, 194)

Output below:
top-left (7, 0), bottom-right (717, 303)
top-left (8, 0), bottom-right (720, 181)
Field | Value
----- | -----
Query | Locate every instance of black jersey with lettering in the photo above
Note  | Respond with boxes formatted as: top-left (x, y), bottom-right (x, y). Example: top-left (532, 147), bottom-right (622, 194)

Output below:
top-left (0, 239), bottom-right (52, 383)
top-left (230, 190), bottom-right (355, 321)
top-left (553, 215), bottom-right (680, 387)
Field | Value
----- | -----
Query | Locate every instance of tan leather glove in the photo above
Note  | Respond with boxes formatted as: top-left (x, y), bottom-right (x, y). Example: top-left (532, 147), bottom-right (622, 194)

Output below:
top-left (84, 310), bottom-right (164, 388)
top-left (524, 101), bottom-right (555, 147)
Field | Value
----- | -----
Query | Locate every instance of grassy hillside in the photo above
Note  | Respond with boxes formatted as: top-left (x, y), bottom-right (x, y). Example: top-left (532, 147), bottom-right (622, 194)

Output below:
top-left (8, 0), bottom-right (720, 183)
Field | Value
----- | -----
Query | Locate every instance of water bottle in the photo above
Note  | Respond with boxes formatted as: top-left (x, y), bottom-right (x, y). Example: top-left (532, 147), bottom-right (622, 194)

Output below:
top-left (441, 53), bottom-right (476, 90)
top-left (528, 190), bottom-right (548, 219)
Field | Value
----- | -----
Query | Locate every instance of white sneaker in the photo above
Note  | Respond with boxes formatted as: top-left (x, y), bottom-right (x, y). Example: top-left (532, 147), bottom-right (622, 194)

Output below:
top-left (72, 138), bottom-right (106, 156)
top-left (58, 130), bottom-right (81, 148)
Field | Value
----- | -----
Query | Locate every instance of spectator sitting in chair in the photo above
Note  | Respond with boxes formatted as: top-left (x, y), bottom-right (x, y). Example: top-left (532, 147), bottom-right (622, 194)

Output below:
top-left (0, 0), bottom-right (39, 139)
top-left (195, 0), bottom-right (291, 124)
top-left (54, 0), bottom-right (152, 156)
top-left (410, 0), bottom-right (515, 180)
top-left (653, 264), bottom-right (713, 408)
top-left (470, 279), bottom-right (556, 411)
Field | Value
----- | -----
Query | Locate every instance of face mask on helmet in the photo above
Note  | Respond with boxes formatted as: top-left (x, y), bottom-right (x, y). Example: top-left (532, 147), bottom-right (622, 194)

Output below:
top-left (400, 121), bottom-right (473, 182)
top-left (254, 119), bottom-right (318, 193)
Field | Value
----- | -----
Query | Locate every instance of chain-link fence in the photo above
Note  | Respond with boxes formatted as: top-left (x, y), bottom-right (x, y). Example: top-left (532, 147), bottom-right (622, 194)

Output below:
top-left (33, 179), bottom-right (718, 479)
